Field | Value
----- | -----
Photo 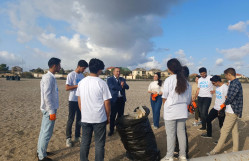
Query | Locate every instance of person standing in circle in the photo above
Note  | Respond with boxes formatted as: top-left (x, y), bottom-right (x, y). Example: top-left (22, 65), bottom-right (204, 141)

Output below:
top-left (161, 58), bottom-right (192, 161)
top-left (148, 72), bottom-right (163, 129)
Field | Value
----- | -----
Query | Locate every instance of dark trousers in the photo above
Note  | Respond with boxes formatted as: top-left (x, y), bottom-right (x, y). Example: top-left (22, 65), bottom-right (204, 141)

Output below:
top-left (66, 101), bottom-right (81, 139)
top-left (198, 97), bottom-right (212, 129)
top-left (80, 122), bottom-right (106, 161)
top-left (206, 108), bottom-right (225, 137)
top-left (110, 97), bottom-right (125, 133)
top-left (150, 95), bottom-right (162, 128)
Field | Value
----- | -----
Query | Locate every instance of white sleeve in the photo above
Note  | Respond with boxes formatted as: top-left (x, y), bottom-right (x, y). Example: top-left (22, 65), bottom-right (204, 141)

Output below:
top-left (66, 73), bottom-right (73, 85)
top-left (162, 79), bottom-right (169, 99)
top-left (148, 82), bottom-right (152, 91)
top-left (102, 82), bottom-right (112, 101)
top-left (43, 76), bottom-right (55, 114)
top-left (197, 79), bottom-right (200, 88)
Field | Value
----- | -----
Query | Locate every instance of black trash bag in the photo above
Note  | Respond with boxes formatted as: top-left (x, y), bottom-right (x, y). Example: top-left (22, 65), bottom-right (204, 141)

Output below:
top-left (116, 106), bottom-right (160, 161)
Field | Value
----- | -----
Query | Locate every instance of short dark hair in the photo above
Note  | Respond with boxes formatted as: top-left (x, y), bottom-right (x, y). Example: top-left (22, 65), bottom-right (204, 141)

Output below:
top-left (48, 57), bottom-right (61, 68)
top-left (210, 75), bottom-right (221, 82)
top-left (182, 66), bottom-right (189, 78)
top-left (199, 67), bottom-right (207, 73)
top-left (89, 58), bottom-right (105, 74)
top-left (224, 68), bottom-right (236, 76)
top-left (78, 60), bottom-right (88, 67)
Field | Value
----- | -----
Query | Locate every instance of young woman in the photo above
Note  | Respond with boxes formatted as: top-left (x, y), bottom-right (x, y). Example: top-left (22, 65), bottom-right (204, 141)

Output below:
top-left (192, 75), bottom-right (201, 126)
top-left (161, 59), bottom-right (192, 161)
top-left (148, 72), bottom-right (163, 129)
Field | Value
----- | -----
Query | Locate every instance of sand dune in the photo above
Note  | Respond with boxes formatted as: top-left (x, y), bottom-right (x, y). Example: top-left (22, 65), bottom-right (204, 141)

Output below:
top-left (0, 78), bottom-right (248, 161)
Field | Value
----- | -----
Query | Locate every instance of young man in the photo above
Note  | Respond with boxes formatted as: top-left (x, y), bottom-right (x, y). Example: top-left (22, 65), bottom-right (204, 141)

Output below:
top-left (37, 57), bottom-right (61, 161)
top-left (76, 58), bottom-right (112, 161)
top-left (208, 68), bottom-right (243, 155)
top-left (201, 75), bottom-right (226, 138)
top-left (65, 60), bottom-right (88, 147)
top-left (194, 67), bottom-right (214, 131)
top-left (107, 67), bottom-right (129, 136)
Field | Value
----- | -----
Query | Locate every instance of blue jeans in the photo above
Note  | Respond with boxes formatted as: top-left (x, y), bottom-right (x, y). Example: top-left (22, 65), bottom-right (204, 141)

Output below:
top-left (150, 95), bottom-right (162, 128)
top-left (80, 121), bottom-right (107, 161)
top-left (37, 110), bottom-right (56, 160)
top-left (165, 119), bottom-right (187, 158)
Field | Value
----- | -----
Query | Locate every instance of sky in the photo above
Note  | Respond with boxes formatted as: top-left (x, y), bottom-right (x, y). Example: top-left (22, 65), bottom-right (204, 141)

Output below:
top-left (0, 0), bottom-right (249, 76)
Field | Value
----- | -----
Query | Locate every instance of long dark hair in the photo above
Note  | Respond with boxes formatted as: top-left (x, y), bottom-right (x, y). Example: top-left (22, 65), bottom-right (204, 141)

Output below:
top-left (167, 58), bottom-right (187, 94)
top-left (155, 72), bottom-right (162, 87)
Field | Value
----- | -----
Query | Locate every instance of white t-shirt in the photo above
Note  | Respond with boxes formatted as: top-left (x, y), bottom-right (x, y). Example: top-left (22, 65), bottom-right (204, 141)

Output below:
top-left (162, 74), bottom-right (192, 120)
top-left (198, 75), bottom-right (213, 98)
top-left (76, 76), bottom-right (112, 123)
top-left (148, 81), bottom-right (163, 93)
top-left (66, 71), bottom-right (84, 102)
top-left (213, 84), bottom-right (228, 111)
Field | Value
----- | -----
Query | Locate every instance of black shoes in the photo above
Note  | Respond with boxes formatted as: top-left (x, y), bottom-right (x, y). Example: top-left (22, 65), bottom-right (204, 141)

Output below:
top-left (108, 131), bottom-right (114, 136)
top-left (198, 127), bottom-right (206, 131)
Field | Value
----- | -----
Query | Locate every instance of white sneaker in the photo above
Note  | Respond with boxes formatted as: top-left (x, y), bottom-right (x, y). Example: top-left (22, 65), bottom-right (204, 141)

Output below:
top-left (160, 156), bottom-right (173, 161)
top-left (206, 150), bottom-right (216, 156)
top-left (179, 156), bottom-right (187, 161)
top-left (66, 138), bottom-right (72, 147)
top-left (192, 122), bottom-right (198, 126)
top-left (74, 137), bottom-right (81, 143)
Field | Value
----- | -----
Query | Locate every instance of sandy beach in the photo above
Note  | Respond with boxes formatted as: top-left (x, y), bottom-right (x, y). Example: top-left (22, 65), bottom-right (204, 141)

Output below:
top-left (0, 78), bottom-right (249, 161)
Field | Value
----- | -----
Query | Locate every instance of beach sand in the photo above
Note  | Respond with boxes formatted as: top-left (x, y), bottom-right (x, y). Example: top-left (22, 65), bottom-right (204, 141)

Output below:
top-left (0, 78), bottom-right (249, 161)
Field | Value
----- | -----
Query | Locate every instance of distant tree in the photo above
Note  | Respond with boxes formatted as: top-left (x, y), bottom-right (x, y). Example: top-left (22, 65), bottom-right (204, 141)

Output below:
top-left (120, 67), bottom-right (132, 78)
top-left (104, 70), bottom-right (111, 76)
top-left (58, 68), bottom-right (65, 74)
top-left (34, 68), bottom-right (44, 73)
top-left (21, 72), bottom-right (34, 78)
top-left (65, 69), bottom-right (73, 74)
top-left (0, 64), bottom-right (9, 73)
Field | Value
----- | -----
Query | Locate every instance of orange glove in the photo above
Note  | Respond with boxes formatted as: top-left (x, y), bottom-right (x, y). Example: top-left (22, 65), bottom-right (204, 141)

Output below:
top-left (220, 104), bottom-right (226, 110)
top-left (192, 101), bottom-right (197, 108)
top-left (49, 114), bottom-right (56, 121)
top-left (151, 93), bottom-right (158, 101)
top-left (188, 105), bottom-right (194, 114)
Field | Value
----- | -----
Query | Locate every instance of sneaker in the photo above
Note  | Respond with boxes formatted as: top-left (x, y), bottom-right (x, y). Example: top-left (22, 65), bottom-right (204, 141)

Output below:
top-left (201, 133), bottom-right (212, 138)
top-left (153, 125), bottom-right (159, 129)
top-left (198, 127), bottom-right (206, 131)
top-left (66, 138), bottom-right (72, 147)
top-left (192, 122), bottom-right (198, 126)
top-left (160, 156), bottom-right (173, 161)
top-left (38, 156), bottom-right (53, 161)
top-left (74, 137), bottom-right (81, 143)
top-left (206, 150), bottom-right (217, 156)
top-left (179, 156), bottom-right (187, 161)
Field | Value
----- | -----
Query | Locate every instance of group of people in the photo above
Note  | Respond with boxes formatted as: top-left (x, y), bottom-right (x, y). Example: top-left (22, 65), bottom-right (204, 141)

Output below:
top-left (36, 57), bottom-right (243, 161)
top-left (37, 58), bottom-right (129, 161)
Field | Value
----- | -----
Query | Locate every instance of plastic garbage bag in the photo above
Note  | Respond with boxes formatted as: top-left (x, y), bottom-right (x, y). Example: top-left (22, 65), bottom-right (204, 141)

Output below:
top-left (116, 106), bottom-right (160, 161)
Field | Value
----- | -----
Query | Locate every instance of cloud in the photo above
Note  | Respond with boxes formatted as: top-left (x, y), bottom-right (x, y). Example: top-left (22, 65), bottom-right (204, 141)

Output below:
top-left (136, 56), bottom-right (162, 69)
top-left (217, 43), bottom-right (249, 60)
top-left (175, 49), bottom-right (194, 67)
top-left (4, 0), bottom-right (184, 69)
top-left (228, 20), bottom-right (249, 36)
top-left (215, 58), bottom-right (223, 66)
top-left (0, 51), bottom-right (24, 65)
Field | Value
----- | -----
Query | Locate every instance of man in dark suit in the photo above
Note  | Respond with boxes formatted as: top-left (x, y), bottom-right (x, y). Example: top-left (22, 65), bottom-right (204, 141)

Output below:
top-left (107, 67), bottom-right (129, 136)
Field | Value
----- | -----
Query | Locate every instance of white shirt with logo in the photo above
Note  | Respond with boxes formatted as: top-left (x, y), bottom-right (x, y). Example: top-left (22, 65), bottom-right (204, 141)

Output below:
top-left (213, 84), bottom-right (228, 110)
top-left (198, 75), bottom-right (213, 98)
top-left (66, 71), bottom-right (84, 102)
top-left (76, 76), bottom-right (112, 123)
